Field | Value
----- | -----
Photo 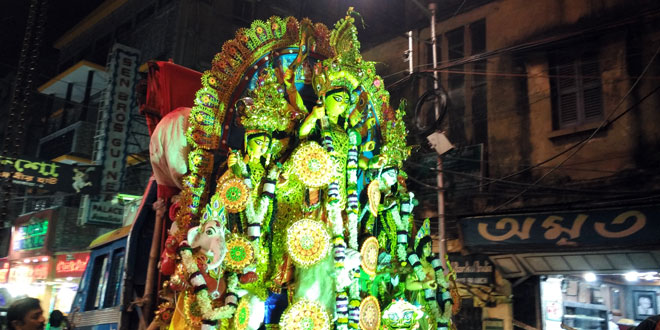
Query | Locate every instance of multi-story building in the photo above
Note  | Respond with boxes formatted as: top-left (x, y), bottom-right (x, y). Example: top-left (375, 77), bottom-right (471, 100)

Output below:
top-left (365, 0), bottom-right (660, 329)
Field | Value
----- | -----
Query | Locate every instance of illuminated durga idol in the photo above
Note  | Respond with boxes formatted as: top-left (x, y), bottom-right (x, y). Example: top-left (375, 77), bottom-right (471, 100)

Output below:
top-left (151, 8), bottom-right (459, 330)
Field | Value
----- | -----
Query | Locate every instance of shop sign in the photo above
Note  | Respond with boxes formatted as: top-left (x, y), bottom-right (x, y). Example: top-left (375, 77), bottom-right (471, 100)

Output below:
top-left (0, 155), bottom-right (100, 194)
top-left (460, 205), bottom-right (660, 252)
top-left (55, 253), bottom-right (89, 278)
top-left (33, 263), bottom-right (48, 279)
top-left (79, 195), bottom-right (125, 225)
top-left (13, 219), bottom-right (48, 251)
top-left (449, 254), bottom-right (494, 285)
top-left (8, 263), bottom-right (48, 283)
top-left (95, 43), bottom-right (141, 192)
top-left (0, 262), bottom-right (9, 283)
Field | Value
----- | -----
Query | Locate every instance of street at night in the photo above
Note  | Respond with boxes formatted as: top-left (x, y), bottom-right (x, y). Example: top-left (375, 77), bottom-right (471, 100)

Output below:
top-left (1, 1), bottom-right (659, 329)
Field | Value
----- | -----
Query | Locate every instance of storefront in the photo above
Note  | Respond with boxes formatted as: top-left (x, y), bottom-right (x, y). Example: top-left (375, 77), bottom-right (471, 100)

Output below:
top-left (460, 204), bottom-right (660, 330)
top-left (52, 252), bottom-right (89, 312)
top-left (0, 258), bottom-right (11, 312)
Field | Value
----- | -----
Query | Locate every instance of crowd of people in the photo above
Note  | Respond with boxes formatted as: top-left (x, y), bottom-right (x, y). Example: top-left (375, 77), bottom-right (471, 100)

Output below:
top-left (4, 297), bottom-right (69, 330)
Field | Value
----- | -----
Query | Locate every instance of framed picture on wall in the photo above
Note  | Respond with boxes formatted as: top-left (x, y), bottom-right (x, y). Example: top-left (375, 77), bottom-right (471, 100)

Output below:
top-left (633, 290), bottom-right (656, 320)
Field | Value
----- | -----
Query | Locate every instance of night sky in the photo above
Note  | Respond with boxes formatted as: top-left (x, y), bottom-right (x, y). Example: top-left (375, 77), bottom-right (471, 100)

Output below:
top-left (0, 0), bottom-right (104, 78)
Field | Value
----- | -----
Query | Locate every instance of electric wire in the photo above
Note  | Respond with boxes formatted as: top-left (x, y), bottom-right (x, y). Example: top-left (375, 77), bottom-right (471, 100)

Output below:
top-left (491, 43), bottom-right (660, 210)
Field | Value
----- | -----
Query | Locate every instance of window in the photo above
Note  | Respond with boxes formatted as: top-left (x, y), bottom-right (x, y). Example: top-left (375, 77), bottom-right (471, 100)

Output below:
top-left (84, 248), bottom-right (125, 311)
top-left (470, 19), bottom-right (487, 145)
top-left (551, 51), bottom-right (603, 129)
top-left (103, 248), bottom-right (125, 308)
top-left (85, 254), bottom-right (109, 310)
top-left (427, 19), bottom-right (487, 147)
top-left (446, 26), bottom-right (466, 144)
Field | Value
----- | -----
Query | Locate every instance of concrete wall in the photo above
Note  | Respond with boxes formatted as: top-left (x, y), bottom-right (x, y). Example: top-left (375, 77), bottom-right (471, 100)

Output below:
top-left (363, 0), bottom-right (660, 212)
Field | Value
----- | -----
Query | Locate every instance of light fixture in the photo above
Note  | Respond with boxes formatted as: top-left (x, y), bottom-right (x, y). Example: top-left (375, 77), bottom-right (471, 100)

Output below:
top-left (624, 271), bottom-right (638, 282)
top-left (642, 273), bottom-right (656, 281)
top-left (23, 259), bottom-right (30, 263)
top-left (584, 272), bottom-right (597, 282)
top-left (66, 277), bottom-right (73, 282)
top-left (41, 257), bottom-right (48, 262)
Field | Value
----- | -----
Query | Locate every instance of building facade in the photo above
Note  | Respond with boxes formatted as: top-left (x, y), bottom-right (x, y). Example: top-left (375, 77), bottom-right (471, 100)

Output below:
top-left (364, 0), bottom-right (660, 329)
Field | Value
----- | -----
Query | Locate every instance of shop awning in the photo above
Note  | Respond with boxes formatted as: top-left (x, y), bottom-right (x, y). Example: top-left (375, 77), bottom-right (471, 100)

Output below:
top-left (490, 250), bottom-right (660, 278)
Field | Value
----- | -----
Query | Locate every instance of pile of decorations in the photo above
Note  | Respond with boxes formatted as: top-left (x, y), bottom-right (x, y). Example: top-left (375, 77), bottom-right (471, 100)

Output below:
top-left (153, 8), bottom-right (459, 330)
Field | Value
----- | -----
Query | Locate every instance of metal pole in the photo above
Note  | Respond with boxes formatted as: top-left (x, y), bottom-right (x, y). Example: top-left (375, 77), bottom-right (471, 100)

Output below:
top-left (429, 2), bottom-right (447, 263)
top-left (407, 31), bottom-right (414, 74)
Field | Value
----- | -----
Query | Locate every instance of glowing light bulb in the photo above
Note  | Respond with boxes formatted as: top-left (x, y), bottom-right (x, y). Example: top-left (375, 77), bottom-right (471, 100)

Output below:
top-left (584, 272), bottom-right (597, 282)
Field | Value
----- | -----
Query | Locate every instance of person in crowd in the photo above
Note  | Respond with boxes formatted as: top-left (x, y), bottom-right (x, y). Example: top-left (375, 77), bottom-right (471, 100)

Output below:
top-left (6, 297), bottom-right (45, 330)
top-left (45, 310), bottom-right (69, 330)
top-left (608, 312), bottom-right (619, 330)
top-left (632, 314), bottom-right (660, 330)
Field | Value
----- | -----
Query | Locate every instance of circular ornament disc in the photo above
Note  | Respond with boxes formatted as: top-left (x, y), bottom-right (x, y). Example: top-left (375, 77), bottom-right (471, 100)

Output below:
top-left (280, 299), bottom-right (331, 330)
top-left (234, 296), bottom-right (251, 330)
top-left (286, 218), bottom-right (331, 268)
top-left (360, 236), bottom-right (379, 276)
top-left (359, 296), bottom-right (381, 330)
top-left (291, 141), bottom-right (334, 188)
top-left (223, 235), bottom-right (255, 272)
top-left (218, 177), bottom-right (250, 213)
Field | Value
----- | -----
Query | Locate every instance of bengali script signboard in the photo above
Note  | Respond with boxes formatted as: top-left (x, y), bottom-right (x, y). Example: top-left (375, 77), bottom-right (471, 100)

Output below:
top-left (55, 252), bottom-right (90, 278)
top-left (0, 155), bottom-right (100, 194)
top-left (460, 205), bottom-right (660, 252)
top-left (10, 209), bottom-right (56, 259)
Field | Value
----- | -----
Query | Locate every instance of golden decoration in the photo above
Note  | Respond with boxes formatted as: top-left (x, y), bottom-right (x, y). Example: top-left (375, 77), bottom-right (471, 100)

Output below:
top-left (286, 218), bottom-right (331, 268)
top-left (367, 179), bottom-right (380, 217)
top-left (223, 235), bottom-right (255, 272)
top-left (359, 296), bottom-right (381, 330)
top-left (360, 236), bottom-right (379, 277)
top-left (234, 296), bottom-right (251, 330)
top-left (291, 142), bottom-right (334, 188)
top-left (217, 177), bottom-right (250, 213)
top-left (280, 299), bottom-right (331, 330)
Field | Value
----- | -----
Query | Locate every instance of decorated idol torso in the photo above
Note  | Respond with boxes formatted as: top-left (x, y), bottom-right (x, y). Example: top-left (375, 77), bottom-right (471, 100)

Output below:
top-left (152, 8), bottom-right (458, 330)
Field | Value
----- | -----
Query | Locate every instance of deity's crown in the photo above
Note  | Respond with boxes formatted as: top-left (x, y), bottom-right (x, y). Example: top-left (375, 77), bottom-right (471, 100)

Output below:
top-left (200, 193), bottom-right (226, 227)
top-left (238, 67), bottom-right (291, 135)
top-left (312, 8), bottom-right (373, 98)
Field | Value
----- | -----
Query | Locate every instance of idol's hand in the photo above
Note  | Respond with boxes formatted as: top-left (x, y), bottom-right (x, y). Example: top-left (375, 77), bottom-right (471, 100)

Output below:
top-left (311, 104), bottom-right (325, 120)
top-left (267, 164), bottom-right (281, 180)
top-left (228, 152), bottom-right (238, 168)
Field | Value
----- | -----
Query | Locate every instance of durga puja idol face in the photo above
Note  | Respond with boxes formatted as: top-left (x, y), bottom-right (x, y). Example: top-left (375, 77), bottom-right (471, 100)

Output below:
top-left (245, 132), bottom-right (271, 162)
top-left (324, 89), bottom-right (351, 123)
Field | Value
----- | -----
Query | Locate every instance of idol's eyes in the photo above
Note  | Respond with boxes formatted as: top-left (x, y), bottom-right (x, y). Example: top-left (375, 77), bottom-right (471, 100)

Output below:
top-left (331, 93), bottom-right (349, 104)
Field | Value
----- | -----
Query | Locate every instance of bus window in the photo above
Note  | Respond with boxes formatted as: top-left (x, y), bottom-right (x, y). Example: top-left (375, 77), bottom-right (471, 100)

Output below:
top-left (103, 248), bottom-right (125, 308)
top-left (85, 254), bottom-right (109, 311)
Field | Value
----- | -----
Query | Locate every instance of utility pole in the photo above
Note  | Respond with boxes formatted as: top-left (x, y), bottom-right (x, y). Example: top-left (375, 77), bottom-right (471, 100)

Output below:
top-left (428, 2), bottom-right (447, 263)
